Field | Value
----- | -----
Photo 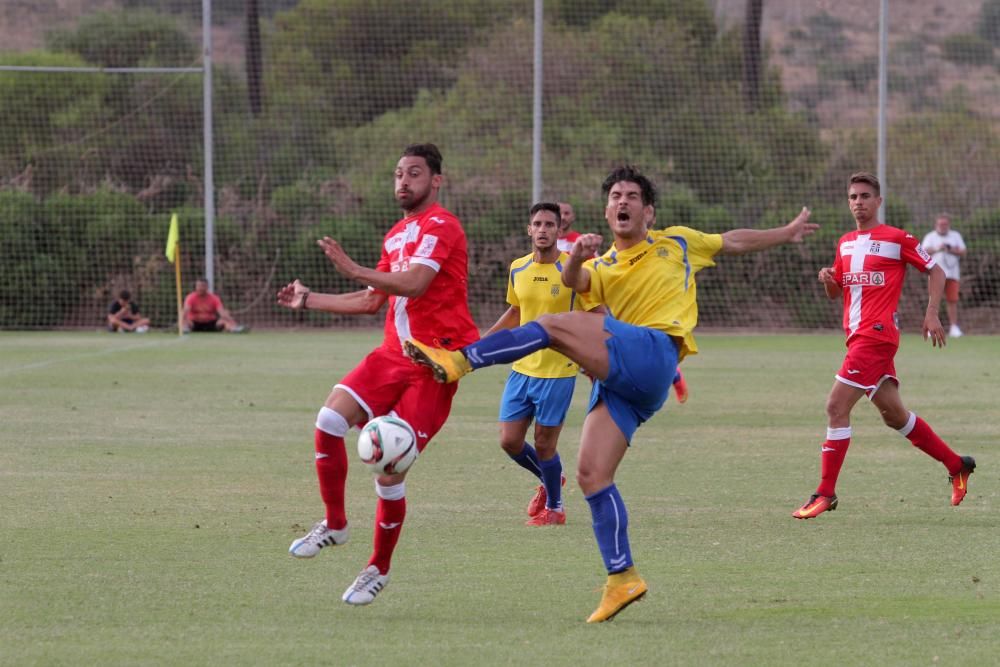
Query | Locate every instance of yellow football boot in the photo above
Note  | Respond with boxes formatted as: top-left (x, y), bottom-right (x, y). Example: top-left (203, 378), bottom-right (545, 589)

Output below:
top-left (586, 567), bottom-right (648, 623)
top-left (403, 338), bottom-right (471, 383)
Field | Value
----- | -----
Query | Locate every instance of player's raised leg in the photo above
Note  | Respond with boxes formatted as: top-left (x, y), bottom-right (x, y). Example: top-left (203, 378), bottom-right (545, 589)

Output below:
top-left (578, 403), bottom-right (647, 623)
top-left (406, 310), bottom-right (611, 383)
top-left (870, 382), bottom-right (975, 506)
top-left (290, 389), bottom-right (367, 557)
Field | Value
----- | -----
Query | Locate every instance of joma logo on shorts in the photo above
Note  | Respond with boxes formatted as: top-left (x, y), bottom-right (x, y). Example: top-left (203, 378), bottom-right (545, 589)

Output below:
top-left (844, 271), bottom-right (885, 286)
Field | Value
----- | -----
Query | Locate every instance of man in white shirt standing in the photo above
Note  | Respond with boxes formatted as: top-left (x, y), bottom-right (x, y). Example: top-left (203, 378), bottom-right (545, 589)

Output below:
top-left (921, 214), bottom-right (967, 337)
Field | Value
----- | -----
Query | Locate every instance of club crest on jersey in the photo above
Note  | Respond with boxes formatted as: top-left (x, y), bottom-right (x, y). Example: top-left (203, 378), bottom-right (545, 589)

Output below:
top-left (550, 285), bottom-right (560, 297)
top-left (415, 234), bottom-right (439, 258)
top-left (843, 271), bottom-right (885, 286)
top-left (656, 247), bottom-right (669, 258)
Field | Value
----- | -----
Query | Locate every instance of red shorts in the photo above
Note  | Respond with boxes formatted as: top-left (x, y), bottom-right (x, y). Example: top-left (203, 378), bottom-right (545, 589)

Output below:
top-left (336, 346), bottom-right (458, 452)
top-left (944, 279), bottom-right (960, 303)
top-left (836, 337), bottom-right (898, 398)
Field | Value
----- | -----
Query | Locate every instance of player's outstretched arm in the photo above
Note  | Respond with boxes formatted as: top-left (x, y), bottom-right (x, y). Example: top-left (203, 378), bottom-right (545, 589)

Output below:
top-left (922, 265), bottom-right (947, 348)
top-left (318, 237), bottom-right (436, 297)
top-left (276, 279), bottom-right (387, 315)
top-left (719, 207), bottom-right (816, 255)
top-left (561, 233), bottom-right (602, 292)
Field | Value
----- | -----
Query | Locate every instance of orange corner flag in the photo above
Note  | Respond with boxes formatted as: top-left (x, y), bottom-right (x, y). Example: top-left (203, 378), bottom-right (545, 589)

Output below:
top-left (166, 213), bottom-right (179, 263)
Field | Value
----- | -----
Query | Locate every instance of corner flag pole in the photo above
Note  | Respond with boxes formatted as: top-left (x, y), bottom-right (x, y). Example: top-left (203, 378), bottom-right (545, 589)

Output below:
top-left (166, 213), bottom-right (183, 336)
top-left (174, 243), bottom-right (183, 336)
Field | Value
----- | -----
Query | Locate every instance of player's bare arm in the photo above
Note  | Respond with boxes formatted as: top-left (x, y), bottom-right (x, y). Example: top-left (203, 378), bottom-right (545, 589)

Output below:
top-left (719, 207), bottom-right (816, 255)
top-left (482, 306), bottom-right (521, 338)
top-left (561, 233), bottom-right (601, 292)
top-left (318, 236), bottom-right (437, 297)
top-left (276, 279), bottom-right (388, 315)
top-left (923, 265), bottom-right (947, 348)
top-left (818, 266), bottom-right (842, 299)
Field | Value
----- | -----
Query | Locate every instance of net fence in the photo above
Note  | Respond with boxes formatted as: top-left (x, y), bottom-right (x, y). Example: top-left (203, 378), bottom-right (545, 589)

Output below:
top-left (1, 0), bottom-right (998, 332)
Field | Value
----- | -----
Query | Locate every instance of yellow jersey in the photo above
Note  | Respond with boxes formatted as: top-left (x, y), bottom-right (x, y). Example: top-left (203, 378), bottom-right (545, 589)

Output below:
top-left (507, 252), bottom-right (591, 378)
top-left (582, 227), bottom-right (723, 360)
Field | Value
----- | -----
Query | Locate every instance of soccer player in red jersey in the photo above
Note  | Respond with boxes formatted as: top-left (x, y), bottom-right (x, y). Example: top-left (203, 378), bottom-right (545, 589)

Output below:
top-left (276, 144), bottom-right (479, 603)
top-left (792, 172), bottom-right (976, 519)
top-left (555, 201), bottom-right (581, 253)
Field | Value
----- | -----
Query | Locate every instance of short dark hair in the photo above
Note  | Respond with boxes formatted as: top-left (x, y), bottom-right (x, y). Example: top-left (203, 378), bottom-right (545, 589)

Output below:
top-left (119, 289), bottom-right (131, 301)
top-left (602, 165), bottom-right (657, 206)
top-left (849, 171), bottom-right (880, 196)
top-left (402, 143), bottom-right (443, 175)
top-left (529, 202), bottom-right (561, 219)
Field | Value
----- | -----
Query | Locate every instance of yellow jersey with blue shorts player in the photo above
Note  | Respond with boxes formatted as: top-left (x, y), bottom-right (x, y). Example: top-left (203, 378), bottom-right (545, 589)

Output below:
top-left (581, 227), bottom-right (723, 439)
top-left (501, 252), bottom-right (593, 426)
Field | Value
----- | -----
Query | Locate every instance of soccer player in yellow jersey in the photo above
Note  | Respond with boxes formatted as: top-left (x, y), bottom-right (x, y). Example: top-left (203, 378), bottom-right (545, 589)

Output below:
top-left (406, 165), bottom-right (817, 623)
top-left (485, 203), bottom-right (599, 527)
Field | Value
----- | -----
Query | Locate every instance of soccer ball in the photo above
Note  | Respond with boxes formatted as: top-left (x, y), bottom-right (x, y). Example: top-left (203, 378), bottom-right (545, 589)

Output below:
top-left (357, 416), bottom-right (418, 475)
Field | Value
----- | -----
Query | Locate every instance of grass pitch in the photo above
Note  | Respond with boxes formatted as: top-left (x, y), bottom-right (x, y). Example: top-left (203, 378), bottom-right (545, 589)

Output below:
top-left (1, 331), bottom-right (997, 666)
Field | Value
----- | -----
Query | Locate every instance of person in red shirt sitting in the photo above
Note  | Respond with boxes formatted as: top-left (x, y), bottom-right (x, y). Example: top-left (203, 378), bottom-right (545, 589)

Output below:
top-left (182, 279), bottom-right (245, 333)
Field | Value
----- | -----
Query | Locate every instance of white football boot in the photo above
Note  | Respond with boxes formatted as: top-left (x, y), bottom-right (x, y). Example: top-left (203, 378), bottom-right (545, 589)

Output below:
top-left (288, 519), bottom-right (349, 558)
top-left (342, 565), bottom-right (390, 605)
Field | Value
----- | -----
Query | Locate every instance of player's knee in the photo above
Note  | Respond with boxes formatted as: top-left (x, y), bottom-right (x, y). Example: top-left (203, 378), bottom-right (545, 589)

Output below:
top-left (535, 311), bottom-right (577, 343)
top-left (316, 406), bottom-right (350, 437)
top-left (498, 438), bottom-right (523, 456)
top-left (534, 438), bottom-right (558, 460)
top-left (575, 464), bottom-right (606, 495)
top-left (879, 407), bottom-right (908, 430)
top-left (825, 399), bottom-right (851, 423)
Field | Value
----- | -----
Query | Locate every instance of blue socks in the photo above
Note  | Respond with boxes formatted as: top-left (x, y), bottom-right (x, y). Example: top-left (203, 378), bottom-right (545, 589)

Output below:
top-left (539, 454), bottom-right (563, 510)
top-left (509, 442), bottom-right (542, 480)
top-left (585, 484), bottom-right (633, 574)
top-left (463, 322), bottom-right (550, 369)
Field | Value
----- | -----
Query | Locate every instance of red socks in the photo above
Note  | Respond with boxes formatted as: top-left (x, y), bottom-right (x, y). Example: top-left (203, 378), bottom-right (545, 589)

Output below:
top-left (816, 427), bottom-right (851, 497)
top-left (899, 412), bottom-right (962, 475)
top-left (369, 483), bottom-right (406, 574)
top-left (314, 428), bottom-right (349, 530)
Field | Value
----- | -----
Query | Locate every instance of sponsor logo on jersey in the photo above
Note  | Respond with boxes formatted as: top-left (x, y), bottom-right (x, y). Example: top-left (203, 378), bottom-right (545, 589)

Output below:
top-left (429, 216), bottom-right (447, 225)
top-left (873, 322), bottom-right (884, 332)
top-left (628, 250), bottom-right (648, 266)
top-left (843, 271), bottom-right (885, 286)
top-left (415, 234), bottom-right (439, 258)
top-left (916, 244), bottom-right (932, 262)
top-left (533, 276), bottom-right (549, 282)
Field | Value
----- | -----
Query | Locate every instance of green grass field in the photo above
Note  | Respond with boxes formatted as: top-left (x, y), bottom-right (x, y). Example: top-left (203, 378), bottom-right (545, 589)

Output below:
top-left (1, 331), bottom-right (997, 666)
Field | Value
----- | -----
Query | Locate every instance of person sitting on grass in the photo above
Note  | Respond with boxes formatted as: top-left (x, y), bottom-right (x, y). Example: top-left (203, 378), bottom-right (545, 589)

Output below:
top-left (107, 289), bottom-right (150, 333)
top-left (182, 279), bottom-right (246, 333)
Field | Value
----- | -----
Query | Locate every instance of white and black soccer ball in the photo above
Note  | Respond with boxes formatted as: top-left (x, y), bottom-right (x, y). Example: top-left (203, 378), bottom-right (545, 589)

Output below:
top-left (357, 415), bottom-right (418, 475)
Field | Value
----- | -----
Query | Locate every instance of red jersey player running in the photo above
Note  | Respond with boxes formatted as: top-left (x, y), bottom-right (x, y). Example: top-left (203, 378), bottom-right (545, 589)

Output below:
top-left (276, 144), bottom-right (479, 603)
top-left (792, 171), bottom-right (975, 519)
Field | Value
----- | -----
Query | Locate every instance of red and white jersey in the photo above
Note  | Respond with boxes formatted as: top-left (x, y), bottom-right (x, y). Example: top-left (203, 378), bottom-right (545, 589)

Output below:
top-left (556, 230), bottom-right (580, 254)
top-left (831, 224), bottom-right (935, 345)
top-left (375, 202), bottom-right (479, 353)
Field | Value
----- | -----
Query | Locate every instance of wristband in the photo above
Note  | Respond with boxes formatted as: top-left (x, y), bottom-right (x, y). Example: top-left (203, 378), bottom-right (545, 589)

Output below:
top-left (302, 290), bottom-right (310, 310)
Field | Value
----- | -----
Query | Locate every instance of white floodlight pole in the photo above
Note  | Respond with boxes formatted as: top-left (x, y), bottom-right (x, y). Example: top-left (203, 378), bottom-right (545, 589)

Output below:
top-left (531, 0), bottom-right (543, 204)
top-left (876, 0), bottom-right (888, 222)
top-left (202, 0), bottom-right (216, 290)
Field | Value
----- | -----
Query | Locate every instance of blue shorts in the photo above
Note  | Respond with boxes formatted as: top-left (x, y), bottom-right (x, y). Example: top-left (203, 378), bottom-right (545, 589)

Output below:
top-left (499, 371), bottom-right (576, 427)
top-left (587, 315), bottom-right (678, 443)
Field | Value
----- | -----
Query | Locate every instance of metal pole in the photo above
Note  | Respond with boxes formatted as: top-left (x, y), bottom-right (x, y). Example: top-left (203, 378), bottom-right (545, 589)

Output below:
top-left (531, 0), bottom-right (543, 204)
top-left (202, 0), bottom-right (216, 291)
top-left (876, 0), bottom-right (888, 222)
